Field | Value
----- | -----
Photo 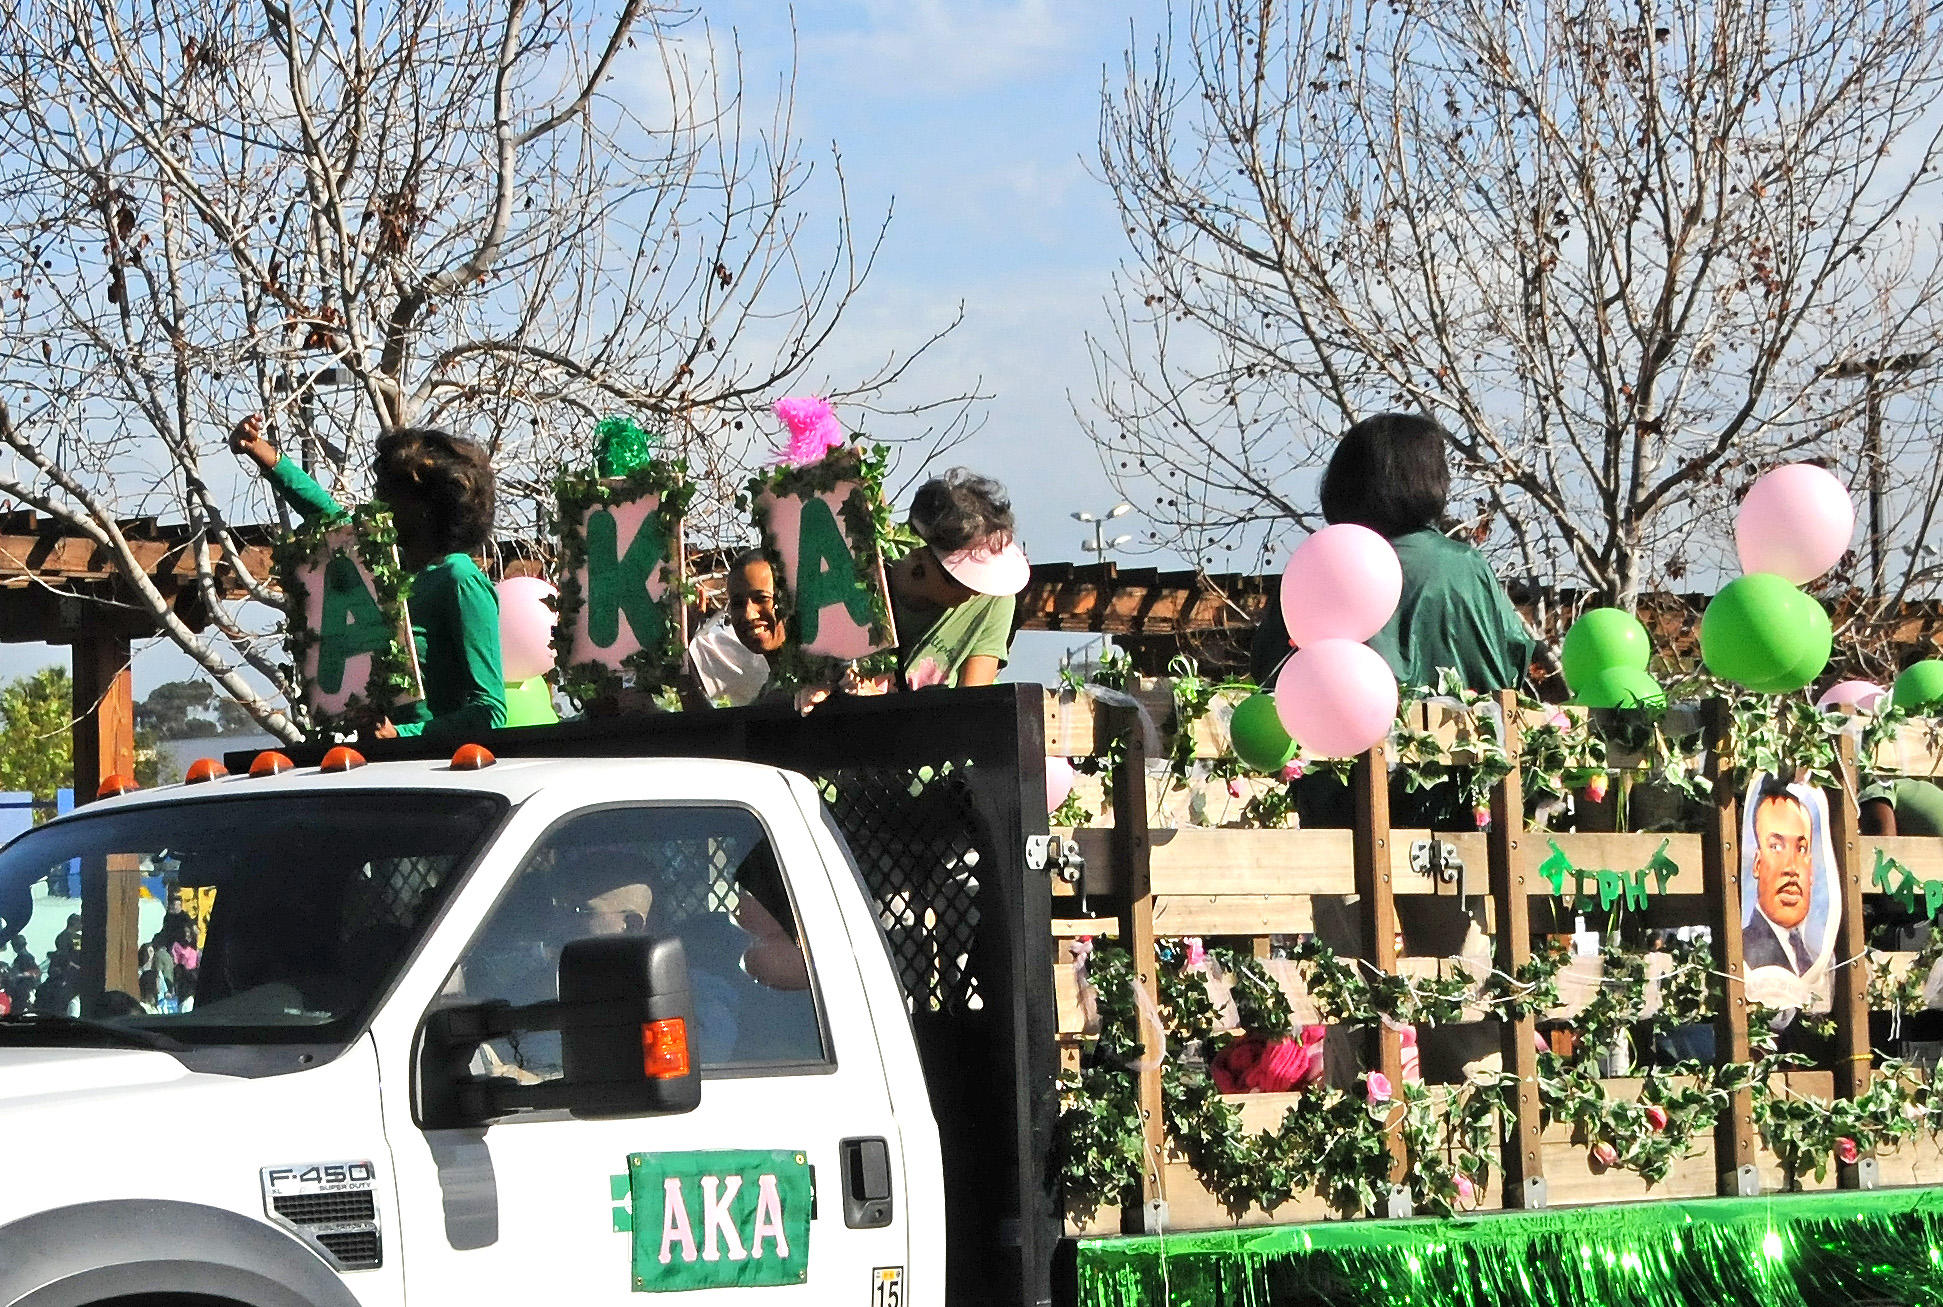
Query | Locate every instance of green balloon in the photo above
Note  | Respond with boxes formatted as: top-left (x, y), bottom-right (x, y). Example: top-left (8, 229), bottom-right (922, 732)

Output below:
top-left (1700, 574), bottom-right (1830, 693)
top-left (1574, 665), bottom-right (1666, 711)
top-left (502, 675), bottom-right (559, 728)
top-left (1230, 692), bottom-right (1296, 772)
top-left (1893, 660), bottom-right (1943, 714)
top-left (1561, 607), bottom-right (1652, 691)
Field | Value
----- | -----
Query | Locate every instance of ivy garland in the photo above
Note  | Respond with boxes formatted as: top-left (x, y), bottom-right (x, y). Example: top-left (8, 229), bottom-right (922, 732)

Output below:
top-left (549, 458), bottom-right (697, 709)
top-left (1060, 936), bottom-right (1943, 1220)
top-left (274, 502), bottom-right (420, 738)
top-left (1051, 654), bottom-right (1935, 835)
top-left (741, 443), bottom-right (904, 689)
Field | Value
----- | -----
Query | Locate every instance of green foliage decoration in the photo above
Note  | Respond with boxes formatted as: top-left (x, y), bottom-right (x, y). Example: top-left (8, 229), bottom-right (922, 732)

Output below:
top-left (742, 444), bottom-right (903, 689)
top-left (549, 456), bottom-right (696, 709)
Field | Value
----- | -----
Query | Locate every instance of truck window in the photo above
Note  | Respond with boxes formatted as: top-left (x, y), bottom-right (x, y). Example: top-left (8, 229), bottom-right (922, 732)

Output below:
top-left (0, 792), bottom-right (505, 1065)
top-left (442, 805), bottom-right (828, 1083)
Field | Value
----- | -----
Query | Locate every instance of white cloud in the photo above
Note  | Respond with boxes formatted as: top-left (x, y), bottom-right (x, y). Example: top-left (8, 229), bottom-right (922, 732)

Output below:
top-left (802, 0), bottom-right (1079, 96)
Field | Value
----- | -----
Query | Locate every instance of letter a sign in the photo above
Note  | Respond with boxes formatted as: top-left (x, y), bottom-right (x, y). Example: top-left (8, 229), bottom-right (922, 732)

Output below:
top-left (289, 521), bottom-right (422, 728)
top-left (559, 484), bottom-right (688, 685)
top-left (755, 481), bottom-right (895, 663)
top-left (627, 1149), bottom-right (812, 1291)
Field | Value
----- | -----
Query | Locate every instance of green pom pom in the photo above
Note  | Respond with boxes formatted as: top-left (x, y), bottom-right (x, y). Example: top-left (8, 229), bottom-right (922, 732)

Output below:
top-left (594, 416), bottom-right (659, 478)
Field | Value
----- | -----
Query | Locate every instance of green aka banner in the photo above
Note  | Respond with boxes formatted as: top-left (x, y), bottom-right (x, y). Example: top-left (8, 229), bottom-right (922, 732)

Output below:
top-left (627, 1148), bottom-right (812, 1292)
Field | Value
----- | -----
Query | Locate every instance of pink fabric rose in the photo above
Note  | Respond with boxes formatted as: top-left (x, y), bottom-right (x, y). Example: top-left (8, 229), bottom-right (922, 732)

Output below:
top-left (1455, 1174), bottom-right (1476, 1204)
top-left (1837, 1137), bottom-right (1861, 1165)
top-left (905, 659), bottom-right (948, 690)
top-left (1590, 1141), bottom-right (1618, 1170)
top-left (1365, 1071), bottom-right (1393, 1104)
top-left (1643, 1104), bottom-right (1668, 1132)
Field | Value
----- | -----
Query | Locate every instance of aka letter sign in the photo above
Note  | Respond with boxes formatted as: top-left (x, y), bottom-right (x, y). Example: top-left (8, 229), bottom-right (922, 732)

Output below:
top-left (627, 1149), bottom-right (811, 1292)
top-left (555, 478), bottom-right (689, 693)
top-left (754, 479), bottom-right (895, 663)
top-left (287, 521), bottom-right (422, 728)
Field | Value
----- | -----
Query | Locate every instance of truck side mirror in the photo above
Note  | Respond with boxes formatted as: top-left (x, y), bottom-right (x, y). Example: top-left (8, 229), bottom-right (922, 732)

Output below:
top-left (559, 935), bottom-right (701, 1119)
top-left (417, 935), bottom-right (701, 1128)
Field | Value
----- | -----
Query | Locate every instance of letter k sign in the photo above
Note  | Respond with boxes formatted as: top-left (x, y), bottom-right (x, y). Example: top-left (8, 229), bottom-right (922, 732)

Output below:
top-left (585, 501), bottom-right (669, 650)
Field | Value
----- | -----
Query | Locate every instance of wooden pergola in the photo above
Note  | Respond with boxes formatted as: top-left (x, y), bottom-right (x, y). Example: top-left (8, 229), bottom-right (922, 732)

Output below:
top-left (0, 512), bottom-right (274, 802)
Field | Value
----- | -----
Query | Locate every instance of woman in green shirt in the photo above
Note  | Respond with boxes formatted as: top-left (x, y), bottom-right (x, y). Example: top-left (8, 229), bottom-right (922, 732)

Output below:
top-left (888, 469), bottom-right (1029, 689)
top-left (1252, 413), bottom-right (1538, 826)
top-left (232, 414), bottom-right (506, 740)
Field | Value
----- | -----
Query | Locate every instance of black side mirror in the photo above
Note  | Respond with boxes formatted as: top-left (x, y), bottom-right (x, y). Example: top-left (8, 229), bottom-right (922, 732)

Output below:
top-left (559, 935), bottom-right (701, 1118)
top-left (417, 935), bottom-right (700, 1128)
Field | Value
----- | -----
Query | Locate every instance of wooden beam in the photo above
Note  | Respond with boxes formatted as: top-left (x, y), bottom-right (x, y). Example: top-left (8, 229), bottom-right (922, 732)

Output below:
top-left (1831, 732), bottom-right (1874, 1187)
top-left (1109, 701), bottom-right (1165, 1234)
top-left (1490, 688), bottom-right (1545, 1209)
top-left (1352, 739), bottom-right (1407, 1201)
top-left (73, 632), bottom-right (138, 1006)
top-left (1702, 700), bottom-right (1758, 1195)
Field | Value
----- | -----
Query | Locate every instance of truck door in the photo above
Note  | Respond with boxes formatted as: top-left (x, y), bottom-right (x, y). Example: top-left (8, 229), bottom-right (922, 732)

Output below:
top-left (376, 795), bottom-right (911, 1305)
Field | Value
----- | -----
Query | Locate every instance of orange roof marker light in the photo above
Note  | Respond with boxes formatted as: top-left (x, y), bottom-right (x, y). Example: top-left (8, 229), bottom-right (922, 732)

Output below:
top-left (95, 774), bottom-right (138, 800)
top-left (450, 743), bottom-right (496, 771)
top-left (320, 746), bottom-right (367, 774)
top-left (249, 750), bottom-right (295, 778)
top-left (184, 758), bottom-right (228, 784)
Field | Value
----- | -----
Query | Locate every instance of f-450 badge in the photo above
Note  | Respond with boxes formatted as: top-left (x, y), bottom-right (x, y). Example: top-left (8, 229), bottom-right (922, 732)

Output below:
top-left (260, 1160), bottom-right (383, 1272)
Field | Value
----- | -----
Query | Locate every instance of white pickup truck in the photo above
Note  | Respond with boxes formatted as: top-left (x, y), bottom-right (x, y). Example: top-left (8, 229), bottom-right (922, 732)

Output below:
top-left (0, 689), bottom-right (1060, 1307)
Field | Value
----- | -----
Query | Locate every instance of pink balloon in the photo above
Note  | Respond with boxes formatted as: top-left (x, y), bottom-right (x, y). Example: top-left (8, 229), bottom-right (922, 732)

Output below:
top-left (497, 576), bottom-right (559, 683)
top-left (1816, 679), bottom-right (1886, 714)
top-left (1046, 756), bottom-right (1077, 815)
top-left (1280, 524), bottom-right (1403, 647)
top-left (1274, 639), bottom-right (1400, 758)
top-left (1735, 464), bottom-right (1855, 584)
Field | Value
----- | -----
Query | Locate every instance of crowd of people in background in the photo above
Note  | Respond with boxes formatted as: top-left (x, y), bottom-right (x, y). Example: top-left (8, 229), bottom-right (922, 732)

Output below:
top-left (0, 905), bottom-right (201, 1017)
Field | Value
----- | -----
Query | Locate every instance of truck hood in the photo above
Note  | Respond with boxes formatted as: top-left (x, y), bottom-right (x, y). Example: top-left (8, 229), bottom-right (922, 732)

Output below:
top-left (0, 1045), bottom-right (195, 1106)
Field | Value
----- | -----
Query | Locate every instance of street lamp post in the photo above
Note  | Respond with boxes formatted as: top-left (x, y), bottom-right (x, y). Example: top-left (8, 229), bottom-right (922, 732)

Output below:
top-left (1072, 501), bottom-right (1134, 560)
top-left (1819, 350), bottom-right (1931, 595)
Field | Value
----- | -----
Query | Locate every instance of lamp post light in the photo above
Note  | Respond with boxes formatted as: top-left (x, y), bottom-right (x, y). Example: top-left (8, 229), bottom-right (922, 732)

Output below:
top-left (1818, 350), bottom-right (1931, 595)
top-left (1072, 501), bottom-right (1134, 559)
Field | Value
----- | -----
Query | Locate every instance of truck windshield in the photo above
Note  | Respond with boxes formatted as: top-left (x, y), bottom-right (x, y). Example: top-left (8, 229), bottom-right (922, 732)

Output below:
top-left (0, 791), bottom-right (505, 1058)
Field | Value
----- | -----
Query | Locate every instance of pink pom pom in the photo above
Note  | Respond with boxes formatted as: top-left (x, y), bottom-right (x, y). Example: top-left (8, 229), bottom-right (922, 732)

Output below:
top-left (772, 396), bottom-right (846, 467)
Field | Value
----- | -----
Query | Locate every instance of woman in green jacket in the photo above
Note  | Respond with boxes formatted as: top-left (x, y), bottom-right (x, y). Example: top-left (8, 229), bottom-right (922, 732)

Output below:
top-left (233, 414), bottom-right (506, 740)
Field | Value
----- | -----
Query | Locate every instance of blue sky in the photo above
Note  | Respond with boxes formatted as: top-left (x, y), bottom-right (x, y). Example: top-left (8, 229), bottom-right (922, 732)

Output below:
top-left (6, 0), bottom-right (1169, 696)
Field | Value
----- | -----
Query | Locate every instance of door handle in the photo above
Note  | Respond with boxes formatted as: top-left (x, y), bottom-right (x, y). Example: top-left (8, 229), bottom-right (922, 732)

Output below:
top-left (840, 1136), bottom-right (894, 1229)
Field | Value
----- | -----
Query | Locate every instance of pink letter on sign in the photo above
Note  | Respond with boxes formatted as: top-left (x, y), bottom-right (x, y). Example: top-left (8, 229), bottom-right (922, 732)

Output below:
top-left (758, 484), bottom-right (894, 662)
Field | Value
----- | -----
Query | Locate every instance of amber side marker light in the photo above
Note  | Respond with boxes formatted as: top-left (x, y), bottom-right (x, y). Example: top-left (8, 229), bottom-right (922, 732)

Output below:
top-left (320, 746), bottom-right (367, 774)
top-left (450, 743), bottom-right (496, 771)
top-left (250, 751), bottom-right (295, 778)
top-left (642, 1018), bottom-right (691, 1080)
top-left (96, 774), bottom-right (138, 799)
top-left (184, 758), bottom-right (228, 784)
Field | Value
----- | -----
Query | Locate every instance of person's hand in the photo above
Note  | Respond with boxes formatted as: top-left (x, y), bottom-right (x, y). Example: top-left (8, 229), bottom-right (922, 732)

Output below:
top-left (228, 413), bottom-right (279, 471)
top-left (371, 718), bottom-right (399, 740)
top-left (793, 685), bottom-right (832, 716)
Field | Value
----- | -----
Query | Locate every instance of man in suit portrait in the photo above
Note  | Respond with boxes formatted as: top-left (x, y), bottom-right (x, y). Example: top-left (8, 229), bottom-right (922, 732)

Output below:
top-left (1743, 777), bottom-right (1817, 976)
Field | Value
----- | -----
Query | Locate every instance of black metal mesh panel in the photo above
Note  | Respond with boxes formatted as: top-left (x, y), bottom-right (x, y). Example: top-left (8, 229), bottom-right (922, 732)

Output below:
top-left (817, 763), bottom-right (988, 1016)
top-left (341, 856), bottom-right (452, 939)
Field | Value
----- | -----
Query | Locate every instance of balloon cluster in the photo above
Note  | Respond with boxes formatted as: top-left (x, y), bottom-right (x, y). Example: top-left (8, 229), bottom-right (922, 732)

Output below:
top-left (1232, 525), bottom-right (1403, 767)
top-left (1700, 465), bottom-right (1844, 694)
top-left (1560, 608), bottom-right (1663, 709)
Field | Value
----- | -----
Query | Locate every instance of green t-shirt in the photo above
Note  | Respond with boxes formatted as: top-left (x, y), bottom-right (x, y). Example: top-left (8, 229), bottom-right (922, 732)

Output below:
top-left (267, 457), bottom-right (506, 739)
top-left (1860, 778), bottom-right (1943, 837)
top-left (894, 593), bottom-right (1015, 689)
top-left (1366, 528), bottom-right (1537, 694)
